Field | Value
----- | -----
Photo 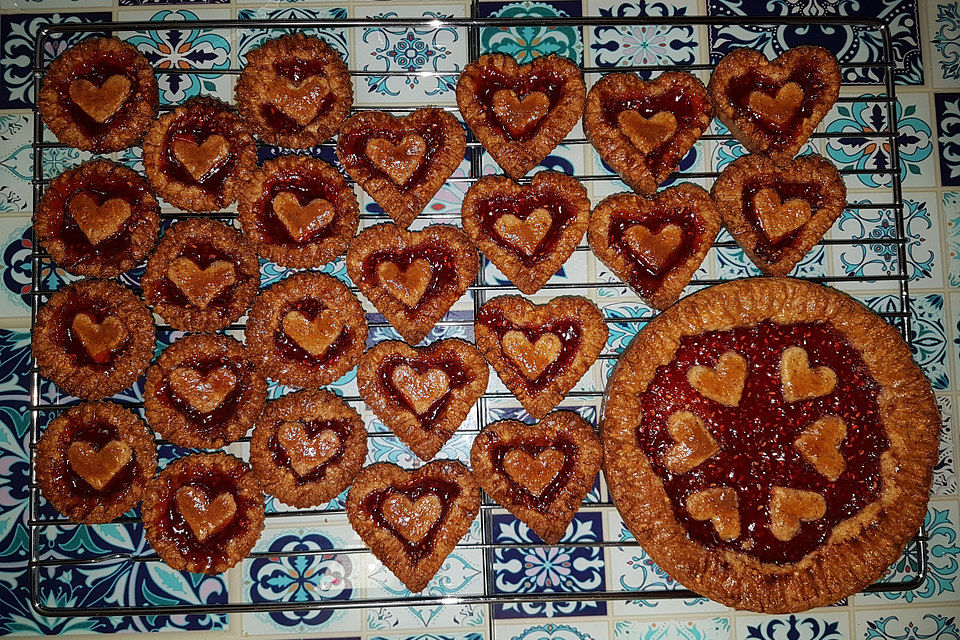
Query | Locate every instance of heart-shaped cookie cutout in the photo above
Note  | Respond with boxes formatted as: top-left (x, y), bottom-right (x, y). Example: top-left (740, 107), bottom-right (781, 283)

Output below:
top-left (753, 187), bottom-right (812, 244)
top-left (391, 365), bottom-right (450, 415)
top-left (67, 440), bottom-right (133, 491)
top-left (69, 75), bottom-right (132, 123)
top-left (176, 485), bottom-right (238, 544)
top-left (67, 193), bottom-right (132, 246)
top-left (794, 415), bottom-right (846, 482)
top-left (502, 331), bottom-right (562, 380)
top-left (277, 420), bottom-right (342, 476)
top-left (71, 313), bottom-right (128, 364)
top-left (172, 135), bottom-right (231, 183)
top-left (748, 82), bottom-right (804, 129)
top-left (282, 310), bottom-right (343, 358)
top-left (780, 346), bottom-right (836, 402)
top-left (622, 223), bottom-right (683, 274)
top-left (366, 135), bottom-right (427, 186)
top-left (662, 411), bottom-right (718, 474)
top-left (168, 366), bottom-right (238, 413)
top-left (618, 110), bottom-right (678, 154)
top-left (686, 487), bottom-right (740, 541)
top-left (377, 258), bottom-right (433, 308)
top-left (382, 493), bottom-right (443, 544)
top-left (272, 192), bottom-right (335, 243)
top-left (491, 89), bottom-right (551, 138)
top-left (493, 208), bottom-right (552, 257)
top-left (503, 448), bottom-right (564, 496)
top-left (769, 486), bottom-right (825, 542)
top-left (166, 258), bottom-right (237, 309)
top-left (270, 75), bottom-right (329, 127)
top-left (687, 350), bottom-right (747, 407)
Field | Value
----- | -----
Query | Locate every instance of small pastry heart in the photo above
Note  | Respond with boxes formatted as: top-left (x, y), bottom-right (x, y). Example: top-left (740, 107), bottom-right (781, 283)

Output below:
top-left (71, 313), bottom-right (128, 364)
top-left (338, 108), bottom-right (465, 228)
top-left (687, 350), bottom-right (747, 407)
top-left (166, 258), bottom-right (237, 309)
top-left (457, 53), bottom-right (585, 179)
top-left (662, 411), bottom-right (718, 474)
top-left (461, 171), bottom-right (590, 294)
top-left (270, 75), bottom-right (329, 127)
top-left (589, 183), bottom-right (721, 309)
top-left (67, 193), bottom-right (131, 246)
top-left (711, 154), bottom-right (846, 276)
top-left (168, 366), bottom-right (238, 414)
top-left (346, 223), bottom-right (479, 344)
top-left (780, 346), bottom-right (836, 402)
top-left (277, 420), bottom-right (342, 476)
top-left (686, 487), bottom-right (740, 541)
top-left (176, 485), bottom-right (237, 544)
top-left (475, 295), bottom-right (607, 419)
top-left (583, 72), bottom-right (712, 195)
top-left (272, 192), bottom-right (335, 243)
top-left (471, 412), bottom-right (601, 544)
top-left (346, 460), bottom-right (481, 593)
top-left (708, 45), bottom-right (840, 165)
top-left (69, 75), bottom-right (132, 123)
top-left (391, 365), bottom-right (449, 415)
top-left (794, 415), bottom-right (847, 481)
top-left (282, 310), bottom-right (343, 358)
top-left (172, 135), bottom-right (231, 183)
top-left (769, 487), bottom-right (826, 542)
top-left (67, 440), bottom-right (133, 491)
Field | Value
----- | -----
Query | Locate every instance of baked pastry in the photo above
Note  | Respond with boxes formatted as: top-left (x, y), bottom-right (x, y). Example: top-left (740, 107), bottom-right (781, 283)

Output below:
top-left (33, 279), bottom-right (155, 400)
top-left (141, 218), bottom-right (259, 332)
top-left (346, 460), bottom-right (481, 593)
top-left (142, 452), bottom-right (265, 575)
top-left (711, 154), bottom-right (845, 276)
top-left (583, 71), bottom-right (712, 195)
top-left (250, 389), bottom-right (367, 508)
top-left (238, 155), bottom-right (360, 268)
top-left (456, 53), bottom-right (585, 179)
top-left (144, 334), bottom-right (267, 449)
top-left (346, 224), bottom-right (479, 345)
top-left (35, 402), bottom-right (157, 524)
top-left (461, 171), bottom-right (590, 294)
top-left (337, 108), bottom-right (466, 228)
top-left (235, 33), bottom-right (352, 148)
top-left (708, 46), bottom-right (840, 165)
top-left (470, 411), bottom-right (600, 544)
top-left (589, 183), bottom-right (721, 309)
top-left (35, 160), bottom-right (160, 278)
top-left (246, 272), bottom-right (368, 388)
top-left (474, 295), bottom-right (607, 419)
top-left (38, 37), bottom-right (158, 153)
top-left (143, 96), bottom-right (257, 212)
top-left (357, 338), bottom-right (488, 460)
top-left (602, 277), bottom-right (939, 613)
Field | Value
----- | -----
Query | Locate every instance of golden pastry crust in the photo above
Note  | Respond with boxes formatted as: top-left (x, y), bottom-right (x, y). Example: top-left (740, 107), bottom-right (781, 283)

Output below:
top-left (711, 154), bottom-right (846, 276)
top-left (250, 389), bottom-right (367, 508)
top-left (461, 171), bottom-right (590, 295)
top-left (602, 277), bottom-right (940, 613)
top-left (35, 402), bottom-right (157, 524)
top-left (235, 34), bottom-right (353, 148)
top-left (357, 338), bottom-right (489, 460)
top-left (337, 108), bottom-right (466, 228)
top-left (33, 279), bottom-right (155, 400)
top-left (238, 155), bottom-right (360, 268)
top-left (589, 183), bottom-right (721, 309)
top-left (346, 460), bottom-right (481, 593)
top-left (456, 53), bottom-right (585, 179)
top-left (346, 223), bottom-right (479, 345)
top-left (38, 37), bottom-right (158, 153)
top-left (583, 71), bottom-right (712, 195)
top-left (470, 411), bottom-right (601, 544)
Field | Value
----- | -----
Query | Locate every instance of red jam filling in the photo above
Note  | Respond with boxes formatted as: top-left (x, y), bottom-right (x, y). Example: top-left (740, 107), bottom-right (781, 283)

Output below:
top-left (742, 180), bottom-right (824, 261)
top-left (474, 191), bottom-right (574, 268)
top-left (159, 356), bottom-right (251, 436)
top-left (59, 420), bottom-right (136, 499)
top-left (273, 297), bottom-right (353, 365)
top-left (51, 294), bottom-right (127, 369)
top-left (268, 419), bottom-right (350, 484)
top-left (360, 478), bottom-right (460, 562)
top-left (161, 104), bottom-right (237, 200)
top-left (490, 435), bottom-right (577, 514)
top-left (378, 355), bottom-right (469, 429)
top-left (156, 241), bottom-right (241, 310)
top-left (260, 58), bottom-right (333, 133)
top-left (474, 69), bottom-right (567, 141)
top-left (360, 245), bottom-right (458, 314)
top-left (727, 64), bottom-right (825, 150)
top-left (338, 120), bottom-right (448, 189)
top-left (255, 172), bottom-right (339, 246)
top-left (52, 54), bottom-right (140, 144)
top-left (635, 320), bottom-right (888, 564)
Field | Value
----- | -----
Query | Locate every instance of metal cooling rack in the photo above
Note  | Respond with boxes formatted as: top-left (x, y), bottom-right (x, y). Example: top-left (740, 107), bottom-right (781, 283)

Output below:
top-left (27, 13), bottom-right (928, 618)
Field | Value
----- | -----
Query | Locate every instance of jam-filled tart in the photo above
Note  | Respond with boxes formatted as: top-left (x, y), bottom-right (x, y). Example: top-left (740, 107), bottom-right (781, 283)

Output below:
top-left (35, 160), bottom-right (160, 278)
top-left (142, 452), bottom-right (265, 575)
top-left (357, 338), bottom-right (489, 461)
top-left (346, 460), bottom-right (481, 593)
top-left (471, 411), bottom-right (601, 544)
top-left (246, 272), bottom-right (368, 388)
top-left (238, 155), bottom-right (360, 268)
top-left (38, 37), bottom-right (158, 153)
top-left (236, 34), bottom-right (352, 148)
top-left (461, 171), bottom-right (590, 295)
top-left (141, 218), bottom-right (260, 332)
top-left (143, 96), bottom-right (257, 212)
top-left (34, 279), bottom-right (155, 400)
top-left (602, 277), bottom-right (940, 612)
top-left (250, 389), bottom-right (367, 508)
top-left (144, 334), bottom-right (267, 449)
top-left (36, 402), bottom-right (157, 524)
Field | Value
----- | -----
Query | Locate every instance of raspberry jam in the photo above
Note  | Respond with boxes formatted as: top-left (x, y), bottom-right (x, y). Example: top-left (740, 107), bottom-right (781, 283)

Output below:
top-left (635, 320), bottom-right (887, 564)
top-left (490, 436), bottom-right (577, 513)
top-left (742, 180), bottom-right (824, 261)
top-left (269, 419), bottom-right (350, 483)
top-left (361, 478), bottom-right (460, 561)
top-left (379, 356), bottom-right (469, 429)
top-left (339, 121), bottom-right (448, 188)
top-left (360, 245), bottom-right (458, 314)
top-left (54, 56), bottom-right (139, 144)
top-left (273, 297), bottom-right (352, 365)
top-left (157, 242), bottom-right (240, 310)
top-left (59, 420), bottom-right (136, 498)
top-left (474, 69), bottom-right (567, 142)
top-left (160, 357), bottom-right (250, 436)
top-left (256, 172), bottom-right (339, 245)
top-left (475, 191), bottom-right (574, 268)
top-left (162, 103), bottom-right (237, 199)
top-left (727, 64), bottom-right (825, 150)
top-left (53, 294), bottom-right (126, 369)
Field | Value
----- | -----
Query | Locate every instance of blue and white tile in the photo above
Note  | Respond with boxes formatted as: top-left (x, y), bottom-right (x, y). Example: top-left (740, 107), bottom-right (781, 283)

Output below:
top-left (863, 293), bottom-right (950, 390)
top-left (367, 601), bottom-right (487, 634)
top-left (495, 621), bottom-right (609, 640)
top-left (121, 0), bottom-right (230, 5)
top-left (935, 93), bottom-right (960, 187)
top-left (934, 396), bottom-right (957, 496)
top-left (477, 1), bottom-right (584, 65)
top-left (236, 6), bottom-right (349, 65)
top-left (371, 634), bottom-right (486, 640)
top-left (613, 618), bottom-right (731, 640)
top-left (945, 191), bottom-right (960, 285)
top-left (0, 115), bottom-right (32, 215)
top-left (735, 612), bottom-right (849, 640)
top-left (929, 1), bottom-right (960, 88)
top-left (953, 292), bottom-right (960, 390)
top-left (0, 218), bottom-right (30, 320)
top-left (482, 140), bottom-right (587, 180)
top-left (856, 607), bottom-right (960, 639)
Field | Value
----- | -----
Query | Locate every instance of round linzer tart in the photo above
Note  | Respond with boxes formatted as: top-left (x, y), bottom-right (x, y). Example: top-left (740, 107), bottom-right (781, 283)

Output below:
top-left (38, 37), bottom-right (158, 153)
top-left (35, 160), bottom-right (160, 278)
top-left (33, 280), bottom-right (155, 400)
top-left (35, 402), bottom-right (157, 524)
top-left (142, 452), bottom-right (265, 575)
top-left (601, 277), bottom-right (940, 613)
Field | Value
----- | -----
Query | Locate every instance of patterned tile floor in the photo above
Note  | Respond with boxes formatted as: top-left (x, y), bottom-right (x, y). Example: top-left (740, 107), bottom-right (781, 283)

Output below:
top-left (1, 0), bottom-right (959, 638)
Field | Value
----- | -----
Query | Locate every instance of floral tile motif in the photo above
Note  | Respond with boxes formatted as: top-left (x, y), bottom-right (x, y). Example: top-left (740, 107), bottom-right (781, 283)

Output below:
top-left (935, 93), bottom-right (960, 187)
top-left (613, 618), bottom-right (731, 640)
top-left (930, 2), bottom-right (960, 87)
top-left (934, 396), bottom-right (957, 496)
top-left (735, 612), bottom-right (848, 640)
top-left (367, 602), bottom-right (487, 633)
top-left (478, 1), bottom-right (584, 64)
top-left (857, 608), bottom-right (960, 639)
top-left (863, 294), bottom-right (950, 390)
top-left (0, 115), bottom-right (31, 214)
top-left (0, 219), bottom-right (30, 318)
top-left (370, 634), bottom-right (485, 640)
top-left (236, 6), bottom-right (348, 65)
top-left (588, 0), bottom-right (700, 73)
top-left (715, 244), bottom-right (826, 280)
top-left (496, 621), bottom-right (610, 640)
top-left (120, 0), bottom-right (229, 5)
top-left (946, 192), bottom-right (960, 285)
top-left (706, 0), bottom-right (923, 85)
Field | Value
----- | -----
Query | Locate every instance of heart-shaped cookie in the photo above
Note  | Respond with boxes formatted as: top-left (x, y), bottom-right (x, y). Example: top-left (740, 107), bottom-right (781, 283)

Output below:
top-left (67, 440), bottom-right (134, 491)
top-left (282, 309), bottom-right (343, 358)
top-left (346, 223), bottom-right (479, 344)
top-left (269, 75), bottom-right (329, 127)
top-left (457, 53), bottom-right (586, 179)
top-left (176, 485), bottom-right (238, 544)
top-left (358, 338), bottom-right (489, 460)
top-left (71, 313), bottom-right (128, 364)
top-left (584, 72), bottom-right (712, 195)
top-left (172, 134), bottom-right (231, 183)
top-left (780, 346), bottom-right (836, 402)
top-left (67, 193), bottom-right (132, 246)
top-left (271, 191), bottom-right (335, 243)
top-left (475, 295), bottom-right (607, 419)
top-left (277, 421), bottom-right (342, 476)
top-left (166, 258), bottom-right (237, 309)
top-left (69, 75), bottom-right (132, 124)
top-left (462, 171), bottom-right (590, 294)
top-left (471, 411), bottom-right (601, 544)
top-left (708, 46), bottom-right (840, 165)
top-left (589, 183), bottom-right (721, 310)
top-left (346, 460), bottom-right (481, 593)
top-left (711, 154), bottom-right (846, 276)
top-left (338, 108), bottom-right (465, 228)
top-left (168, 366), bottom-right (239, 414)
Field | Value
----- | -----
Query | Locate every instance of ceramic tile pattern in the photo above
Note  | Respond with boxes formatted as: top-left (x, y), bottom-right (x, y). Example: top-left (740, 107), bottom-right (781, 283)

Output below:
top-left (1, 0), bottom-right (959, 638)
